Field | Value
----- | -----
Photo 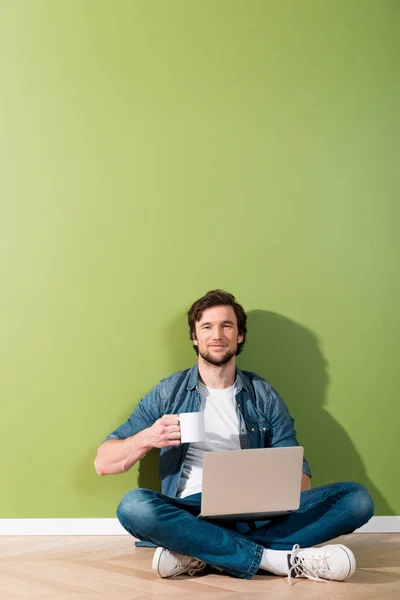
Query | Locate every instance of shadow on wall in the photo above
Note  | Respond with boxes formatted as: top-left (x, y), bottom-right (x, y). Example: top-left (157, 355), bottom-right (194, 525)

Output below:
top-left (238, 310), bottom-right (393, 516)
top-left (139, 309), bottom-right (393, 515)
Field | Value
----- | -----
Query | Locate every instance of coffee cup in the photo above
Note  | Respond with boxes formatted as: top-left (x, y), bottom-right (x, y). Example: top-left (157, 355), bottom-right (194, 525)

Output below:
top-left (179, 412), bottom-right (205, 443)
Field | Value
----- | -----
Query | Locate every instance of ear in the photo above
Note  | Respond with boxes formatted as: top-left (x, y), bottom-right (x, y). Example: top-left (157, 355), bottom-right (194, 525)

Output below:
top-left (192, 334), bottom-right (198, 346)
top-left (238, 333), bottom-right (244, 344)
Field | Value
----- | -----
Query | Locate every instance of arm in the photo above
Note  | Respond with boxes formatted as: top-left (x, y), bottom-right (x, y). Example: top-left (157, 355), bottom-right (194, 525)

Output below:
top-left (94, 381), bottom-right (181, 475)
top-left (94, 430), bottom-right (150, 476)
top-left (267, 385), bottom-right (312, 482)
top-left (94, 414), bottom-right (181, 475)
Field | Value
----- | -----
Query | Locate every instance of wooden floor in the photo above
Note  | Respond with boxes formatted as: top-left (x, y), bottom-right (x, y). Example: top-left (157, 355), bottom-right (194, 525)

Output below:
top-left (0, 534), bottom-right (399, 599)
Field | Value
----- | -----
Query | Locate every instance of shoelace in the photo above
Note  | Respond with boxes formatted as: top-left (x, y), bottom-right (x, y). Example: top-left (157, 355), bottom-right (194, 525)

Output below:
top-left (171, 558), bottom-right (206, 578)
top-left (188, 559), bottom-right (206, 576)
top-left (288, 544), bottom-right (330, 586)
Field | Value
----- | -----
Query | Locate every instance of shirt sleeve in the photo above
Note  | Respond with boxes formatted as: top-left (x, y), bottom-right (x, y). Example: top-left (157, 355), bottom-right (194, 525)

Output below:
top-left (102, 383), bottom-right (163, 443)
top-left (267, 386), bottom-right (312, 478)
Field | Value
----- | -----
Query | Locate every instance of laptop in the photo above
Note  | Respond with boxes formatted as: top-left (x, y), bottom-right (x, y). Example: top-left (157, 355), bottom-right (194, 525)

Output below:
top-left (199, 446), bottom-right (304, 520)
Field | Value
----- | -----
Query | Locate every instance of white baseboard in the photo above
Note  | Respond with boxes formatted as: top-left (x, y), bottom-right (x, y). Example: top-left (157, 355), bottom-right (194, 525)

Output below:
top-left (0, 519), bottom-right (127, 536)
top-left (356, 516), bottom-right (400, 533)
top-left (0, 516), bottom-right (399, 535)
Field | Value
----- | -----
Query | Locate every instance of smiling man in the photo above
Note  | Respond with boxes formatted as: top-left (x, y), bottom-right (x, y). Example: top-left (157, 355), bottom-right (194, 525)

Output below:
top-left (194, 305), bottom-right (242, 366)
top-left (95, 289), bottom-right (374, 584)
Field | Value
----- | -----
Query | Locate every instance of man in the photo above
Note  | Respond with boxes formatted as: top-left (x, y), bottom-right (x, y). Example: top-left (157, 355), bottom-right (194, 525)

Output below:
top-left (95, 289), bottom-right (374, 584)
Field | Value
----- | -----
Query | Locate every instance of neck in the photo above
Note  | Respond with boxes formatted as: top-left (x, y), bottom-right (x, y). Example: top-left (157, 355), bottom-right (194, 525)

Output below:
top-left (197, 356), bottom-right (237, 389)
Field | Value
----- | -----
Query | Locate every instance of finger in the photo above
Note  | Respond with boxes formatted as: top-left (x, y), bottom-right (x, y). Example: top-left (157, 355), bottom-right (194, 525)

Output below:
top-left (167, 425), bottom-right (180, 433)
top-left (163, 416), bottom-right (180, 426)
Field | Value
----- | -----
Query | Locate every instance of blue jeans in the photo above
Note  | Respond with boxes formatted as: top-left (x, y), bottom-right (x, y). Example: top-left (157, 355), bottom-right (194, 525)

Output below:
top-left (117, 481), bottom-right (374, 579)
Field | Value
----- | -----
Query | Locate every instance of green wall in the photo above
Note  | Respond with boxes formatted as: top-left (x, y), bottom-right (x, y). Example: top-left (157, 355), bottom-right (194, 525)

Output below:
top-left (1, 0), bottom-right (398, 518)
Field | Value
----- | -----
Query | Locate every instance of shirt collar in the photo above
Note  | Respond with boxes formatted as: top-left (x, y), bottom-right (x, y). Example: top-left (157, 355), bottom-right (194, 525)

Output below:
top-left (186, 363), bottom-right (249, 392)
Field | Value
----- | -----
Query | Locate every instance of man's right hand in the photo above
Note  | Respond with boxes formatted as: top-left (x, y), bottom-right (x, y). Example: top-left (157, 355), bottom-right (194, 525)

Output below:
top-left (94, 414), bottom-right (181, 476)
top-left (143, 414), bottom-right (181, 449)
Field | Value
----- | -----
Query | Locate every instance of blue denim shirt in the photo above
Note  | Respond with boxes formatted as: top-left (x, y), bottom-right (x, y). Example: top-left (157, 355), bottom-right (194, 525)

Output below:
top-left (105, 364), bottom-right (311, 497)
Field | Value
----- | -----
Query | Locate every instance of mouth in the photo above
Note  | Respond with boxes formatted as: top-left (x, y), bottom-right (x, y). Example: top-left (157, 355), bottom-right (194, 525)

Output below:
top-left (209, 345), bottom-right (226, 349)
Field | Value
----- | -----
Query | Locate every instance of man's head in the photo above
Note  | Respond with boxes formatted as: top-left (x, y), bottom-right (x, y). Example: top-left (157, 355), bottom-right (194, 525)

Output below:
top-left (187, 290), bottom-right (247, 366)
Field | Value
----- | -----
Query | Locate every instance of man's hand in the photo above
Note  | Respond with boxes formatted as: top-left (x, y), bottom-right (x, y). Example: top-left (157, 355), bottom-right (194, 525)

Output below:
top-left (301, 473), bottom-right (312, 491)
top-left (142, 414), bottom-right (181, 449)
top-left (95, 415), bottom-right (181, 476)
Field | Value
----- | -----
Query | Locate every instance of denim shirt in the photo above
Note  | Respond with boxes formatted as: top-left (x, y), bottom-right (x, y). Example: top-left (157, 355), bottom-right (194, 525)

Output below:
top-left (105, 364), bottom-right (311, 497)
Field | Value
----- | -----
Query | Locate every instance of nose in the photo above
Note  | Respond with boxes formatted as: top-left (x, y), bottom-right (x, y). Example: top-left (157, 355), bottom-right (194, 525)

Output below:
top-left (211, 325), bottom-right (224, 340)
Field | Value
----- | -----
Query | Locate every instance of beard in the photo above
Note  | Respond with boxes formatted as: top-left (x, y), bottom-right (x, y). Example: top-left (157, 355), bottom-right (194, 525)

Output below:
top-left (198, 345), bottom-right (237, 367)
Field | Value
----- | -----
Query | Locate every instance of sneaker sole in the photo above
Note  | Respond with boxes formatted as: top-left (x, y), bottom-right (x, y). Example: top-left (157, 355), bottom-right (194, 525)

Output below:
top-left (152, 547), bottom-right (165, 577)
top-left (337, 544), bottom-right (356, 579)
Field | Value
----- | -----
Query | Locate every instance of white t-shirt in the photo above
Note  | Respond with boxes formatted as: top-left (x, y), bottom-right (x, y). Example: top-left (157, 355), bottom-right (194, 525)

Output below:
top-left (176, 381), bottom-right (241, 498)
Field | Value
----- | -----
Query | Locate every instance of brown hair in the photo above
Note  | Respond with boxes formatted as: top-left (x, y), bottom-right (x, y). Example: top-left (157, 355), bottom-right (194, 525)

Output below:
top-left (187, 289), bottom-right (247, 355)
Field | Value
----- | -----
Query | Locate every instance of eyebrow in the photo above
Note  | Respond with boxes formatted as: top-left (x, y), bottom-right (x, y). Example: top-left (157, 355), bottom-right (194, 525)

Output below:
top-left (200, 320), bottom-right (235, 326)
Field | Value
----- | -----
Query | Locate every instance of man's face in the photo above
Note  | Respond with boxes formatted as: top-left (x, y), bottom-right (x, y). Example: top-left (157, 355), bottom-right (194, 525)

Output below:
top-left (192, 305), bottom-right (244, 367)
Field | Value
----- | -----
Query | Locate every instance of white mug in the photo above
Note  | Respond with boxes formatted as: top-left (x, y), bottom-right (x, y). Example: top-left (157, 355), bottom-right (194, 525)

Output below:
top-left (179, 412), bottom-right (205, 443)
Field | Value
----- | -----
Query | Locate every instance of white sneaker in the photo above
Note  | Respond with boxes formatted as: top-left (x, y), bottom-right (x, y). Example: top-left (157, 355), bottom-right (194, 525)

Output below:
top-left (288, 543), bottom-right (356, 586)
top-left (152, 547), bottom-right (206, 578)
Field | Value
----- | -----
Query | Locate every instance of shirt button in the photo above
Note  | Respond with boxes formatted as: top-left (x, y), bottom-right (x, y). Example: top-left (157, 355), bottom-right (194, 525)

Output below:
top-left (251, 427), bottom-right (255, 432)
top-left (262, 427), bottom-right (266, 431)
top-left (241, 428), bottom-right (245, 433)
top-left (195, 402), bottom-right (199, 407)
